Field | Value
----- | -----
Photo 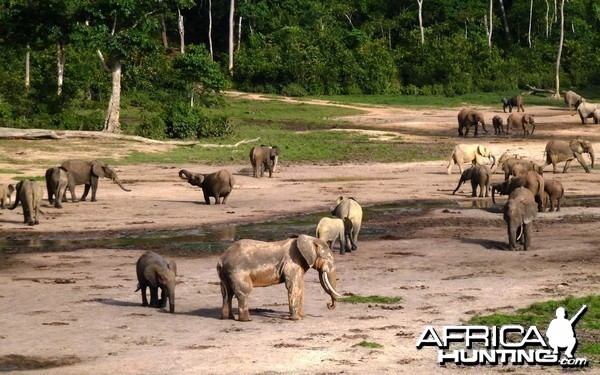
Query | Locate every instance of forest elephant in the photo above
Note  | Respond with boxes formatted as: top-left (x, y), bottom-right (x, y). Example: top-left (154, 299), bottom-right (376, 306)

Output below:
top-left (457, 108), bottom-right (489, 137)
top-left (452, 165), bottom-right (492, 197)
top-left (178, 169), bottom-right (234, 205)
top-left (492, 115), bottom-right (505, 135)
top-left (447, 144), bottom-right (496, 175)
top-left (217, 235), bottom-right (341, 321)
top-left (135, 251), bottom-right (177, 313)
top-left (330, 196), bottom-right (362, 250)
top-left (60, 160), bottom-right (131, 202)
top-left (502, 95), bottom-right (524, 113)
top-left (502, 159), bottom-right (544, 180)
top-left (45, 167), bottom-right (76, 208)
top-left (495, 152), bottom-right (522, 174)
top-left (492, 170), bottom-right (545, 212)
top-left (316, 216), bottom-right (356, 255)
top-left (575, 101), bottom-right (599, 124)
top-left (503, 187), bottom-right (538, 251)
top-left (249, 145), bottom-right (280, 178)
top-left (9, 180), bottom-right (43, 226)
top-left (507, 113), bottom-right (535, 136)
top-left (0, 184), bottom-right (15, 209)
top-left (543, 139), bottom-right (594, 173)
top-left (543, 179), bottom-right (565, 212)
top-left (564, 90), bottom-right (583, 110)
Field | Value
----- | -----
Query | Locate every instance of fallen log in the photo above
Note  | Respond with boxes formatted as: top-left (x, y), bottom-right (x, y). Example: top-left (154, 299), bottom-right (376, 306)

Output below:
top-left (524, 84), bottom-right (557, 96)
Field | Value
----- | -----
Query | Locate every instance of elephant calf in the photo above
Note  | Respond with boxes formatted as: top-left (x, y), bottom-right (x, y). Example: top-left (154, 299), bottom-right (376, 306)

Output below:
top-left (492, 115), bottom-right (505, 135)
top-left (135, 251), bottom-right (177, 313)
top-left (543, 180), bottom-right (565, 212)
top-left (0, 183), bottom-right (15, 209)
top-left (9, 180), bottom-right (43, 226)
top-left (316, 217), bottom-right (356, 254)
top-left (452, 165), bottom-right (491, 198)
top-left (504, 187), bottom-right (538, 251)
top-left (179, 169), bottom-right (234, 205)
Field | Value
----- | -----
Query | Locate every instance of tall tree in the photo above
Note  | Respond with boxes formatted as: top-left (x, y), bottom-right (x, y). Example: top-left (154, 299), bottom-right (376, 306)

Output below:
top-left (417, 0), bottom-right (424, 45)
top-left (553, 0), bottom-right (565, 98)
top-left (228, 0), bottom-right (235, 73)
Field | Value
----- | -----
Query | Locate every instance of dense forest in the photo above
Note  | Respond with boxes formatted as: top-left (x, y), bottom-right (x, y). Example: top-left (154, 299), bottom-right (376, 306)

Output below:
top-left (0, 0), bottom-right (598, 138)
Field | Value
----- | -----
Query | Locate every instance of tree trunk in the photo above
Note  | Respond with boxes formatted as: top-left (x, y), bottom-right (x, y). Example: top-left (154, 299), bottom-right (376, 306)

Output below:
top-left (417, 0), bottom-right (424, 45)
top-left (57, 40), bottom-right (66, 96)
top-left (228, 0), bottom-right (235, 74)
top-left (178, 7), bottom-right (185, 54)
top-left (528, 0), bottom-right (534, 48)
top-left (160, 14), bottom-right (169, 49)
top-left (25, 45), bottom-right (30, 92)
top-left (103, 62), bottom-right (122, 133)
top-left (488, 0), bottom-right (493, 48)
top-left (237, 16), bottom-right (242, 52)
top-left (498, 0), bottom-right (510, 37)
top-left (208, 0), bottom-right (213, 60)
top-left (553, 0), bottom-right (565, 99)
top-left (545, 0), bottom-right (550, 38)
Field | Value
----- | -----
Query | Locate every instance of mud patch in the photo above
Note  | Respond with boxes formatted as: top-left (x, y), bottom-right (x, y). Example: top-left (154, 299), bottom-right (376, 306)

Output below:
top-left (0, 354), bottom-right (81, 371)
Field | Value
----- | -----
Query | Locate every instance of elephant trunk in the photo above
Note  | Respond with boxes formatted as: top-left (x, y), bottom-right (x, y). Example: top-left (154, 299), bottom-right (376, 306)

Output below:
top-left (179, 169), bottom-right (191, 181)
top-left (480, 120), bottom-right (489, 133)
top-left (489, 155), bottom-right (497, 171)
top-left (319, 270), bottom-right (341, 310)
top-left (590, 149), bottom-right (595, 169)
top-left (168, 285), bottom-right (175, 313)
top-left (507, 221), bottom-right (519, 250)
top-left (452, 178), bottom-right (465, 195)
top-left (114, 178), bottom-right (131, 192)
top-left (492, 185), bottom-right (498, 204)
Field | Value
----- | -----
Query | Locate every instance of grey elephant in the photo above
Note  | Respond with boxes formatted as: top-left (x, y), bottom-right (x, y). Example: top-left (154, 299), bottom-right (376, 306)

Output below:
top-left (507, 113), bottom-right (535, 136)
top-left (495, 152), bottom-right (523, 174)
top-left (330, 196), bottom-right (362, 250)
top-left (316, 216), bottom-right (356, 255)
top-left (217, 234), bottom-right (341, 321)
top-left (502, 95), bottom-right (524, 113)
top-left (60, 160), bottom-right (131, 202)
top-left (178, 169), bottom-right (234, 205)
top-left (0, 184), bottom-right (15, 209)
top-left (543, 179), bottom-right (565, 212)
top-left (492, 170), bottom-right (545, 212)
top-left (504, 187), bottom-right (537, 251)
top-left (575, 101), bottom-right (599, 124)
top-left (502, 159), bottom-right (544, 180)
top-left (45, 167), bottom-right (76, 208)
top-left (9, 180), bottom-right (43, 226)
top-left (543, 139), bottom-right (594, 173)
top-left (135, 251), bottom-right (177, 313)
top-left (492, 115), bottom-right (505, 135)
top-left (564, 90), bottom-right (583, 110)
top-left (452, 165), bottom-right (492, 197)
top-left (457, 108), bottom-right (489, 137)
top-left (249, 145), bottom-right (280, 178)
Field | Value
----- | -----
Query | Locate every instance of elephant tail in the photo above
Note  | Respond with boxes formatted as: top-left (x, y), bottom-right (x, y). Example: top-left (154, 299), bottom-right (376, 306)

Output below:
top-left (134, 283), bottom-right (141, 292)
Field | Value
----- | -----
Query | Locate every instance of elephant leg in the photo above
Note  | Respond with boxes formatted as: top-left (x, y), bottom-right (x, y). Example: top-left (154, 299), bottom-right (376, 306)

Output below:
top-left (470, 181), bottom-right (477, 197)
top-left (351, 223), bottom-right (360, 250)
top-left (159, 287), bottom-right (167, 308)
top-left (286, 272), bottom-right (304, 320)
top-left (90, 179), bottom-right (98, 202)
top-left (67, 184), bottom-right (78, 202)
top-left (574, 153), bottom-right (591, 173)
top-left (203, 191), bottom-right (212, 205)
top-left (556, 197), bottom-right (562, 212)
top-left (221, 192), bottom-right (230, 204)
top-left (149, 286), bottom-right (160, 307)
top-left (214, 196), bottom-right (221, 204)
top-left (140, 285), bottom-right (149, 306)
top-left (80, 184), bottom-right (91, 201)
top-left (220, 282), bottom-right (235, 320)
top-left (562, 160), bottom-right (573, 173)
top-left (523, 223), bottom-right (532, 251)
top-left (507, 224), bottom-right (518, 251)
top-left (236, 278), bottom-right (253, 321)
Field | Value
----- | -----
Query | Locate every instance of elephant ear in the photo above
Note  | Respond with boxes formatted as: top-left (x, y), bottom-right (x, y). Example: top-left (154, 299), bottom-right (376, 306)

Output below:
top-left (91, 161), bottom-right (105, 178)
top-left (477, 145), bottom-right (488, 156)
top-left (168, 261), bottom-right (177, 276)
top-left (570, 140), bottom-right (584, 153)
top-left (330, 196), bottom-right (344, 214)
top-left (296, 235), bottom-right (321, 268)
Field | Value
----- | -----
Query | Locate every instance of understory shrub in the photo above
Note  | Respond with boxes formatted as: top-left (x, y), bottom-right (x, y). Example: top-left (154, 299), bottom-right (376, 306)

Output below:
top-left (157, 103), bottom-right (233, 139)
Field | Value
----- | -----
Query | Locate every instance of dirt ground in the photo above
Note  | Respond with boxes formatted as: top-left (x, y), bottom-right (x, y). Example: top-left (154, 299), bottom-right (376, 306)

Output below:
top-left (1, 94), bottom-right (599, 374)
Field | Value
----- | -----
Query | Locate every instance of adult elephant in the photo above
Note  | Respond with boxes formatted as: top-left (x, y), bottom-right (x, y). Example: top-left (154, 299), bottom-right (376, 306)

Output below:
top-left (543, 139), bottom-right (595, 173)
top-left (504, 187), bottom-right (538, 251)
top-left (45, 167), bottom-right (76, 208)
top-left (564, 90), bottom-right (583, 110)
top-left (330, 196), bottom-right (362, 250)
top-left (502, 159), bottom-right (544, 180)
top-left (9, 180), bottom-right (43, 226)
top-left (575, 101), bottom-right (599, 124)
top-left (492, 171), bottom-right (545, 212)
top-left (507, 113), bottom-right (535, 136)
top-left (452, 165), bottom-right (491, 198)
top-left (457, 108), bottom-right (489, 137)
top-left (60, 160), bottom-right (131, 202)
top-left (178, 169), bottom-right (234, 205)
top-left (316, 217), bottom-right (356, 255)
top-left (502, 95), bottom-right (524, 113)
top-left (135, 251), bottom-right (177, 313)
top-left (217, 235), bottom-right (341, 321)
top-left (447, 144), bottom-right (496, 175)
top-left (249, 145), bottom-right (280, 178)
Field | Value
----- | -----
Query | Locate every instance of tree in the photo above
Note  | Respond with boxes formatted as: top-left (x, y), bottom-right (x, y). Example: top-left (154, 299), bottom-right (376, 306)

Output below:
top-left (417, 0), bottom-right (424, 45)
top-left (228, 0), bottom-right (235, 73)
top-left (553, 0), bottom-right (565, 98)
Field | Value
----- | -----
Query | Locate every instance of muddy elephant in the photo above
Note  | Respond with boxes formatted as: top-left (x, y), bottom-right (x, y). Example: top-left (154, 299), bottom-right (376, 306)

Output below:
top-left (564, 90), bottom-right (583, 110)
top-left (330, 196), bottom-right (362, 250)
top-left (316, 217), bottom-right (356, 255)
top-left (492, 115), bottom-right (505, 135)
top-left (249, 145), bottom-right (280, 178)
top-left (60, 160), bottom-right (131, 202)
top-left (502, 159), bottom-right (544, 180)
top-left (0, 184), bottom-right (14, 209)
top-left (45, 167), bottom-right (76, 208)
top-left (9, 180), bottom-right (43, 226)
top-left (507, 113), bottom-right (535, 136)
top-left (452, 165), bottom-right (492, 198)
top-left (543, 179), bottom-right (565, 212)
top-left (135, 251), bottom-right (177, 313)
top-left (543, 139), bottom-right (594, 173)
top-left (457, 108), bottom-right (489, 137)
top-left (492, 171), bottom-right (545, 212)
top-left (495, 152), bottom-right (522, 174)
top-left (576, 101), bottom-right (599, 124)
top-left (217, 234), bottom-right (341, 321)
top-left (502, 95), bottom-right (524, 113)
top-left (179, 169), bottom-right (234, 205)
top-left (504, 187), bottom-right (537, 251)
top-left (447, 144), bottom-right (496, 175)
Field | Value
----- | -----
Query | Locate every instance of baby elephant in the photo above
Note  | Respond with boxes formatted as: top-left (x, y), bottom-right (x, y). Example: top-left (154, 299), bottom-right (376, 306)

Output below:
top-left (179, 169), bottom-right (234, 205)
top-left (543, 180), bottom-right (565, 212)
top-left (0, 183), bottom-right (15, 209)
top-left (492, 115), bottom-right (505, 135)
top-left (452, 165), bottom-right (492, 197)
top-left (135, 251), bottom-right (177, 313)
top-left (316, 217), bottom-right (356, 254)
top-left (9, 180), bottom-right (43, 226)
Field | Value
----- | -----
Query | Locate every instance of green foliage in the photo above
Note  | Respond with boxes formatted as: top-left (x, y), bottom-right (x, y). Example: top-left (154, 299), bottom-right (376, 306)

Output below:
top-left (353, 341), bottom-right (383, 349)
top-left (161, 103), bottom-right (233, 139)
top-left (13, 175), bottom-right (45, 182)
top-left (339, 295), bottom-right (402, 304)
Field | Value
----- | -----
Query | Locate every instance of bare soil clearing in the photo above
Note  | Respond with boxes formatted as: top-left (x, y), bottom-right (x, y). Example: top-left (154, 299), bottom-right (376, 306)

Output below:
top-left (0, 95), bottom-right (599, 374)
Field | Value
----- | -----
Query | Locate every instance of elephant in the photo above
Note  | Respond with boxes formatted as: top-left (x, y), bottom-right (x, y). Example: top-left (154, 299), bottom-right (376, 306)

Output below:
top-left (330, 196), bottom-right (362, 250)
top-left (9, 180), bottom-right (43, 226)
top-left (135, 251), bottom-right (177, 313)
top-left (492, 171), bottom-right (545, 212)
top-left (457, 108), bottom-right (489, 137)
top-left (217, 234), bottom-right (341, 321)
top-left (503, 187), bottom-right (538, 251)
top-left (316, 216), bottom-right (356, 255)
top-left (564, 90), bottom-right (583, 110)
top-left (576, 101), bottom-right (599, 124)
top-left (543, 139), bottom-right (595, 173)
top-left (543, 179), bottom-right (565, 212)
top-left (447, 144), bottom-right (496, 175)
top-left (178, 169), bottom-right (234, 205)
top-left (60, 160), bottom-right (131, 202)
top-left (45, 167), bottom-right (76, 209)
top-left (492, 115), bottom-right (505, 135)
top-left (507, 113), bottom-right (535, 136)
top-left (502, 159), bottom-right (544, 180)
top-left (249, 145), bottom-right (280, 178)
top-left (452, 165), bottom-right (492, 197)
top-left (495, 152), bottom-right (522, 174)
top-left (502, 95), bottom-right (524, 113)
top-left (0, 184), bottom-right (14, 209)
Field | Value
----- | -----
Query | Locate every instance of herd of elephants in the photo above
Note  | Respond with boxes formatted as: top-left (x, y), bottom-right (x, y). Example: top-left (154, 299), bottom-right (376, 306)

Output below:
top-left (0, 90), bottom-right (597, 321)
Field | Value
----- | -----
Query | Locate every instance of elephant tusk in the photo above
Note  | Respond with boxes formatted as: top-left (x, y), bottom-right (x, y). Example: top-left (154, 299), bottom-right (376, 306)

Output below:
top-left (322, 271), bottom-right (343, 299)
top-left (516, 223), bottom-right (524, 241)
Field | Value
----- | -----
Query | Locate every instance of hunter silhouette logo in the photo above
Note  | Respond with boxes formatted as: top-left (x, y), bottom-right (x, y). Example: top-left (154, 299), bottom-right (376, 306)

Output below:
top-left (416, 304), bottom-right (589, 367)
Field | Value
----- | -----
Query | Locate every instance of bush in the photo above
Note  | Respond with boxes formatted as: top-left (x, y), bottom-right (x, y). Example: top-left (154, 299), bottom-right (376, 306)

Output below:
top-left (161, 103), bottom-right (233, 139)
top-left (137, 114), bottom-right (167, 140)
top-left (281, 83), bottom-right (308, 97)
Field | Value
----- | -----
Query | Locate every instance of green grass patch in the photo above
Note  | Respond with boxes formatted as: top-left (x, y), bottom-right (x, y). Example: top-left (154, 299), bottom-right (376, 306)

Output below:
top-left (0, 169), bottom-right (24, 174)
top-left (339, 295), bottom-right (402, 304)
top-left (12, 175), bottom-right (45, 182)
top-left (352, 341), bottom-right (384, 349)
